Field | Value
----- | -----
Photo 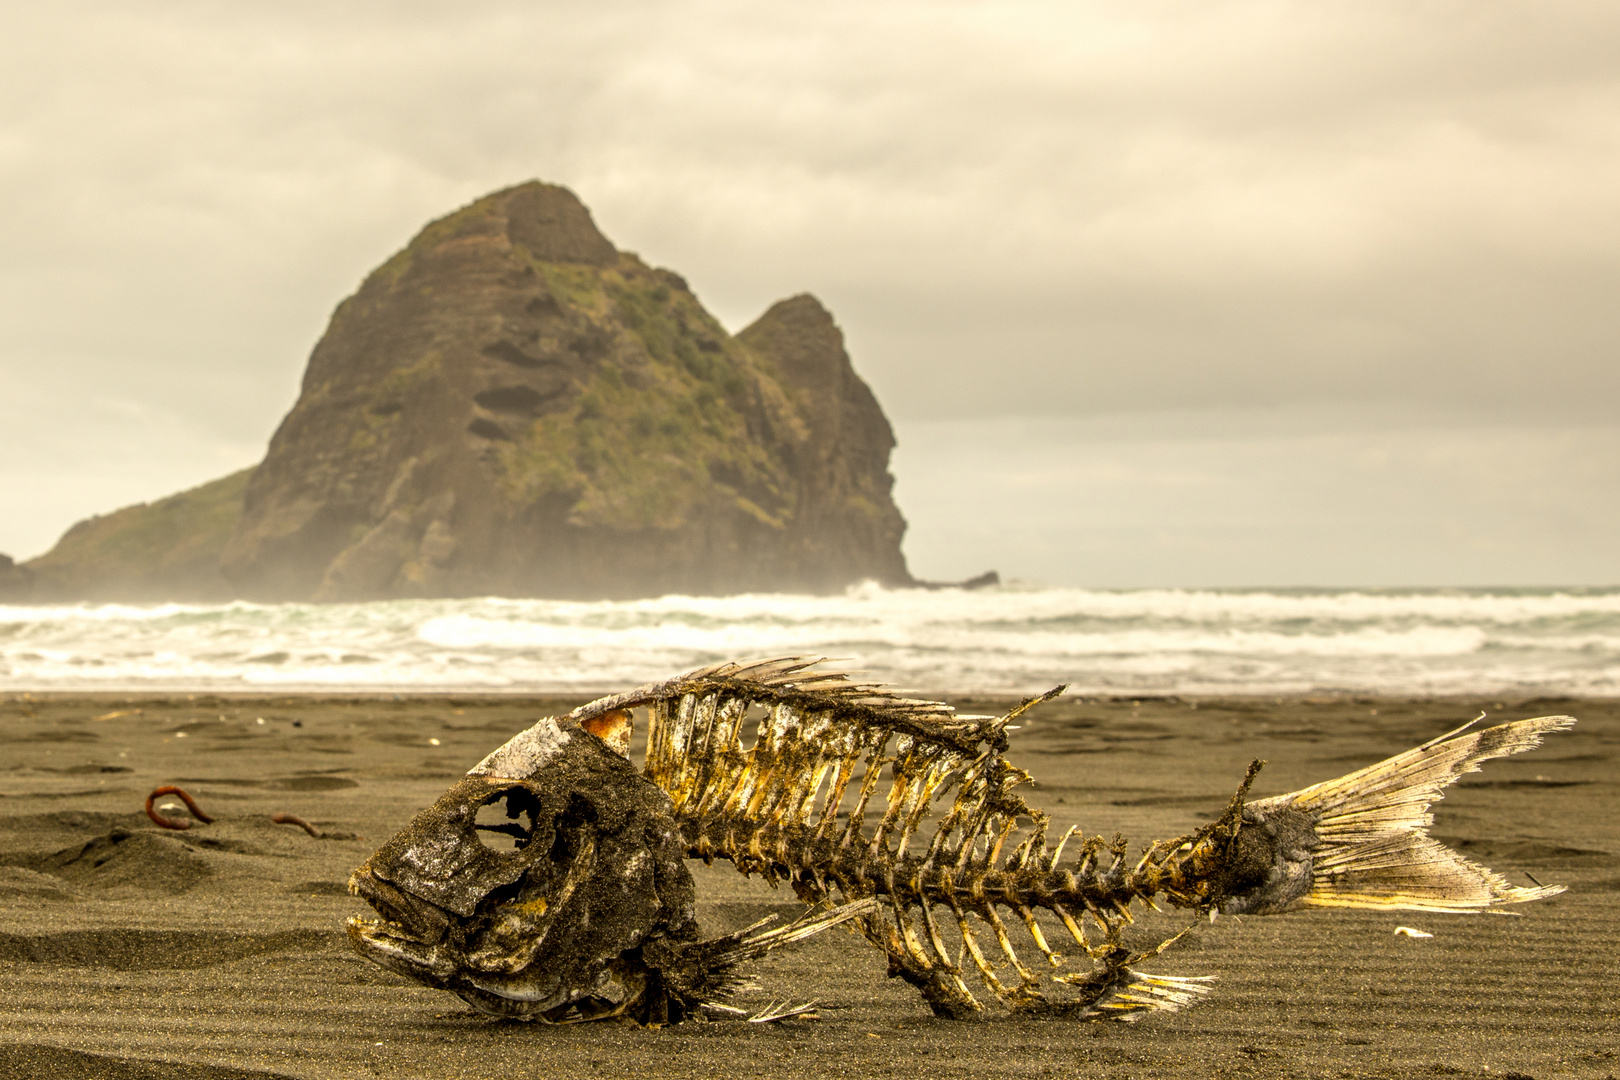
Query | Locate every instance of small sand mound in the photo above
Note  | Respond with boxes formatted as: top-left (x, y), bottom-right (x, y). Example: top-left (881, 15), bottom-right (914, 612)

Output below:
top-left (41, 828), bottom-right (214, 895)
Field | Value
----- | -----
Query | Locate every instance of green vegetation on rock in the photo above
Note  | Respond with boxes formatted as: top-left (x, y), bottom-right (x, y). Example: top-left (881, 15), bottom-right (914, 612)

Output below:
top-left (24, 469), bottom-right (252, 601)
top-left (494, 261), bottom-right (799, 535)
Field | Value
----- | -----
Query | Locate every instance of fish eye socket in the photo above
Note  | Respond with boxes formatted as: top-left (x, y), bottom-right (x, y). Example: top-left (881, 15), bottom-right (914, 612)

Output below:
top-left (473, 787), bottom-right (541, 853)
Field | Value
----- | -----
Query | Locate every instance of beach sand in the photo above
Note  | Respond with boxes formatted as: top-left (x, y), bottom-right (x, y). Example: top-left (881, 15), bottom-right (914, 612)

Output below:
top-left (1, 690), bottom-right (1614, 1079)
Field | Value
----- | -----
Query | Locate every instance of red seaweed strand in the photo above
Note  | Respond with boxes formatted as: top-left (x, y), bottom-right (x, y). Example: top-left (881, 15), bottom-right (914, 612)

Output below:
top-left (271, 812), bottom-right (322, 838)
top-left (145, 785), bottom-right (214, 830)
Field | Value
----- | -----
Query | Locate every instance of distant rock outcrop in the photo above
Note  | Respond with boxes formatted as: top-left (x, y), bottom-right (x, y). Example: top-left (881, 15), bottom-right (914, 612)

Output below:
top-left (18, 471), bottom-right (250, 602)
top-left (22, 182), bottom-right (927, 602)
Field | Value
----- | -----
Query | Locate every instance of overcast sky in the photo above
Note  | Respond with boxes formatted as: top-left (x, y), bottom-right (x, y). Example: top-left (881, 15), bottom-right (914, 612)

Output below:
top-left (3, 1), bottom-right (1617, 586)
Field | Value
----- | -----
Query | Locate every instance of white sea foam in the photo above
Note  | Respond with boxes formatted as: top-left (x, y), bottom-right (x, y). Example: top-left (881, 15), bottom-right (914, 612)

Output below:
top-left (1, 585), bottom-right (1617, 696)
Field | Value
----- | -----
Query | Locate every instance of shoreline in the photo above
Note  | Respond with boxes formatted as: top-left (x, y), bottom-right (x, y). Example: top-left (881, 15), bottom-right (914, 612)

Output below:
top-left (7, 586), bottom-right (1618, 702)
top-left (3, 692), bottom-right (1614, 1078)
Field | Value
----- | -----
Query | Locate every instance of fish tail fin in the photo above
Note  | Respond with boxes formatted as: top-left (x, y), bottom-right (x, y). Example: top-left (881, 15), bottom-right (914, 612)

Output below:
top-left (1229, 715), bottom-right (1574, 914)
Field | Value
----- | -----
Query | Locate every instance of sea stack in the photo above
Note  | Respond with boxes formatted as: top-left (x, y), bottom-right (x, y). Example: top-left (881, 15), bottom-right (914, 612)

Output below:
top-left (23, 182), bottom-right (916, 602)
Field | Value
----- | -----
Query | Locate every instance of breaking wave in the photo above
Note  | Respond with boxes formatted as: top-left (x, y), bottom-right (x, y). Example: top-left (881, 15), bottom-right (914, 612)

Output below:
top-left (2, 584), bottom-right (1617, 696)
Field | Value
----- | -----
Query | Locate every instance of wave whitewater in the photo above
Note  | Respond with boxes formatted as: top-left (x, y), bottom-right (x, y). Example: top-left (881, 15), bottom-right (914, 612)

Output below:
top-left (2, 584), bottom-right (1617, 696)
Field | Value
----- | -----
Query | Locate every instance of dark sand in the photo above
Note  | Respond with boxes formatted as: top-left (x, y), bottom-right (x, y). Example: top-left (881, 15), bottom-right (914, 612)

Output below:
top-left (1, 691), bottom-right (1614, 1079)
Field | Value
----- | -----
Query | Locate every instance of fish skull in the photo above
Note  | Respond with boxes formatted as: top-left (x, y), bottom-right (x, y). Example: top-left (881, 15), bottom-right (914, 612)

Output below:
top-left (347, 715), bottom-right (697, 1021)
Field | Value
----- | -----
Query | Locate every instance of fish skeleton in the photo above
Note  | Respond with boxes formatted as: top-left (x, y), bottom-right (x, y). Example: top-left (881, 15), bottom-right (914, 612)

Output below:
top-left (348, 657), bottom-right (1573, 1024)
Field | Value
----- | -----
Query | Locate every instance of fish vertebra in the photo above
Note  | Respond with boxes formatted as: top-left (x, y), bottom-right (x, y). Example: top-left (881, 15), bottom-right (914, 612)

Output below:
top-left (349, 657), bottom-right (1572, 1023)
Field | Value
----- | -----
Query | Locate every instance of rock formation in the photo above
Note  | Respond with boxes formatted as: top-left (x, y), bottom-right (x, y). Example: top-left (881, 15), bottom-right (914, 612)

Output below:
top-left (13, 471), bottom-right (250, 602)
top-left (17, 182), bottom-right (927, 602)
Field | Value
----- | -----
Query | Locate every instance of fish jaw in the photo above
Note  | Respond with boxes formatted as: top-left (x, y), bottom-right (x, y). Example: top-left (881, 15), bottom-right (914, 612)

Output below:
top-left (346, 864), bottom-right (459, 986)
top-left (347, 914), bottom-right (458, 985)
top-left (345, 909), bottom-right (576, 1017)
top-left (344, 859), bottom-right (595, 1015)
top-left (348, 864), bottom-right (452, 942)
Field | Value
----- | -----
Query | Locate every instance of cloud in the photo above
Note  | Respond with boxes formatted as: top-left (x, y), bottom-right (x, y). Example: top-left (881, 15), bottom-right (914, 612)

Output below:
top-left (1, 1), bottom-right (1617, 569)
top-left (894, 410), bottom-right (1620, 587)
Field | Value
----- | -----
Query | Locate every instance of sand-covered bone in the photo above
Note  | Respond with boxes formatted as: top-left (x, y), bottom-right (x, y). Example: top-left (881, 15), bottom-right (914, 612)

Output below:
top-left (349, 657), bottom-right (1574, 1024)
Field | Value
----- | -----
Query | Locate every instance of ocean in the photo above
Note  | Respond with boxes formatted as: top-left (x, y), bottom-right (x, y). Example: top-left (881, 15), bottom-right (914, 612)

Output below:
top-left (3, 584), bottom-right (1617, 697)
